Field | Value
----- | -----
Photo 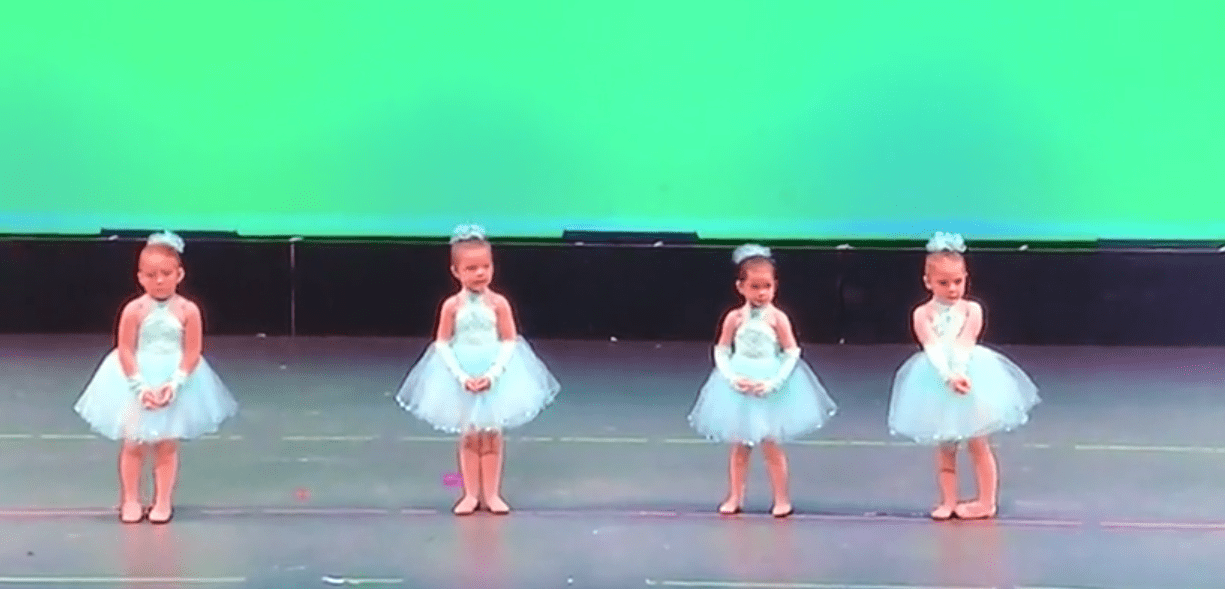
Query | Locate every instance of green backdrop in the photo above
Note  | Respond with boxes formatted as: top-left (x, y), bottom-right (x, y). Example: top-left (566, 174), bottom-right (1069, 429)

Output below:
top-left (2, 0), bottom-right (1222, 239)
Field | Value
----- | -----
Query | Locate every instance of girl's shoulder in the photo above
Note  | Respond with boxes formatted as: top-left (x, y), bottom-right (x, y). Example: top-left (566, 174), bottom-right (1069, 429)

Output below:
top-left (439, 293), bottom-right (463, 312)
top-left (911, 299), bottom-right (936, 323)
top-left (963, 299), bottom-right (985, 323)
top-left (764, 304), bottom-right (792, 324)
top-left (483, 289), bottom-right (512, 310)
top-left (716, 307), bottom-right (743, 336)
top-left (122, 295), bottom-right (151, 316)
top-left (169, 295), bottom-right (200, 316)
top-left (913, 299), bottom-right (981, 318)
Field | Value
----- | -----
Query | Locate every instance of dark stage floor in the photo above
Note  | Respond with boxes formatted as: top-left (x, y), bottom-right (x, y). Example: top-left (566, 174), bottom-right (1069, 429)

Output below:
top-left (3, 335), bottom-right (1225, 588)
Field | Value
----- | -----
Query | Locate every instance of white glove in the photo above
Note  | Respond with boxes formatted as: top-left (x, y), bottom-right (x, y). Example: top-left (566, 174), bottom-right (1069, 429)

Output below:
top-left (713, 345), bottom-right (736, 381)
top-left (167, 369), bottom-right (189, 392)
top-left (762, 347), bottom-right (800, 394)
top-left (949, 346), bottom-right (971, 378)
top-left (923, 344), bottom-right (954, 381)
top-left (127, 374), bottom-right (149, 397)
top-left (434, 341), bottom-right (469, 384)
top-left (482, 341), bottom-right (516, 383)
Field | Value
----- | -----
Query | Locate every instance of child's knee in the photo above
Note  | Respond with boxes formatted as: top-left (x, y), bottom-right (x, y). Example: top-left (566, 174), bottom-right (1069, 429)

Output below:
top-left (966, 437), bottom-right (992, 455)
top-left (121, 442), bottom-right (145, 457)
top-left (482, 431), bottom-right (503, 452)
top-left (154, 440), bottom-right (178, 457)
top-left (763, 450), bottom-right (787, 467)
top-left (461, 433), bottom-right (481, 451)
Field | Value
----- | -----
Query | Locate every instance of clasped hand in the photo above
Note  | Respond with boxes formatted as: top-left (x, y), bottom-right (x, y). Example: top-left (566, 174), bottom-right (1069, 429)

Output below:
top-left (734, 377), bottom-right (768, 397)
top-left (948, 375), bottom-right (972, 394)
top-left (464, 376), bottom-right (492, 393)
top-left (139, 384), bottom-right (176, 409)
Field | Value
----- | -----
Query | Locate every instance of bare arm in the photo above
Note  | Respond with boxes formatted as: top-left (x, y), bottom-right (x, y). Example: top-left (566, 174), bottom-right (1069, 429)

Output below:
top-left (484, 294), bottom-right (519, 380)
top-left (955, 302), bottom-right (984, 347)
top-left (762, 309), bottom-right (801, 392)
top-left (116, 299), bottom-right (143, 382)
top-left (712, 309), bottom-right (740, 381)
top-left (492, 294), bottom-right (518, 341)
top-left (771, 309), bottom-right (799, 351)
top-left (913, 304), bottom-right (954, 381)
top-left (716, 309), bottom-right (739, 346)
top-left (158, 299), bottom-right (203, 399)
top-left (434, 296), bottom-right (458, 343)
top-left (432, 296), bottom-right (468, 383)
top-left (177, 300), bottom-right (203, 375)
top-left (912, 304), bottom-right (938, 348)
top-left (948, 302), bottom-right (983, 377)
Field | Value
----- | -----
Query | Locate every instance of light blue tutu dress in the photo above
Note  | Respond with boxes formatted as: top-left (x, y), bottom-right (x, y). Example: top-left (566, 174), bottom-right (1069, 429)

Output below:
top-left (688, 305), bottom-right (837, 445)
top-left (889, 301), bottom-right (1039, 444)
top-left (396, 290), bottom-right (559, 433)
top-left (75, 298), bottom-right (238, 442)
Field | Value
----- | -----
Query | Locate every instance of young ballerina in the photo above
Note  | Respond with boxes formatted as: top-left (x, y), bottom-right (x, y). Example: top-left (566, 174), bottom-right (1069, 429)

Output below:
top-left (75, 231), bottom-right (238, 524)
top-left (688, 244), bottom-right (837, 517)
top-left (888, 232), bottom-right (1040, 520)
top-left (396, 224), bottom-right (560, 515)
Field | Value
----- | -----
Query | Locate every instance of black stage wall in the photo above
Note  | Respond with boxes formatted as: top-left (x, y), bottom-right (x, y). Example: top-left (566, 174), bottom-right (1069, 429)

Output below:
top-left (2, 238), bottom-right (1224, 346)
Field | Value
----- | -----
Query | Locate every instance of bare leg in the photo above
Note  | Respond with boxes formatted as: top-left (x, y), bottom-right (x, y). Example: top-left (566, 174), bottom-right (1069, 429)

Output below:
top-left (149, 440), bottom-right (178, 523)
top-left (719, 444), bottom-right (751, 514)
top-left (480, 431), bottom-right (510, 514)
top-left (761, 441), bottom-right (792, 517)
top-left (118, 442), bottom-right (146, 523)
top-left (931, 443), bottom-right (959, 520)
top-left (454, 432), bottom-right (481, 515)
top-left (955, 437), bottom-right (999, 519)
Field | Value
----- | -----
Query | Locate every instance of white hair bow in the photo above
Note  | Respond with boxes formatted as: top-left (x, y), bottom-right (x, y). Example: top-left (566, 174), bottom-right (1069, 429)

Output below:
top-left (925, 231), bottom-right (966, 253)
top-left (450, 224), bottom-right (486, 244)
top-left (732, 243), bottom-right (772, 264)
top-left (147, 231), bottom-right (185, 253)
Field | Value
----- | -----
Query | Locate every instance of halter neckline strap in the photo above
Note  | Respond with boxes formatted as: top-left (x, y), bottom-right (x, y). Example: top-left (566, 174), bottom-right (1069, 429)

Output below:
top-left (932, 298), bottom-right (960, 310)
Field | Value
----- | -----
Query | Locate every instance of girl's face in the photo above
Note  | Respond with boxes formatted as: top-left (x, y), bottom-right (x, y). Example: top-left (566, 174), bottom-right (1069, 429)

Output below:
top-left (923, 256), bottom-right (967, 303)
top-left (736, 265), bottom-right (777, 307)
top-left (451, 244), bottom-right (494, 292)
top-left (137, 248), bottom-right (184, 300)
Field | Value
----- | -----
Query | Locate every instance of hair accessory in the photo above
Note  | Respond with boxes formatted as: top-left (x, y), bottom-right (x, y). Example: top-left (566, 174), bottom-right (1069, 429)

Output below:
top-left (925, 232), bottom-right (966, 253)
top-left (450, 224), bottom-right (487, 244)
top-left (732, 243), bottom-right (772, 264)
top-left (147, 231), bottom-right (185, 253)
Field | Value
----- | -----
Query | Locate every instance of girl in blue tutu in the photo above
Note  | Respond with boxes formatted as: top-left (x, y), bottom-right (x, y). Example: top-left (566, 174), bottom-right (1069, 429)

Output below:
top-left (75, 232), bottom-right (238, 524)
top-left (688, 244), bottom-right (837, 517)
top-left (889, 232), bottom-right (1039, 520)
top-left (396, 225), bottom-right (560, 515)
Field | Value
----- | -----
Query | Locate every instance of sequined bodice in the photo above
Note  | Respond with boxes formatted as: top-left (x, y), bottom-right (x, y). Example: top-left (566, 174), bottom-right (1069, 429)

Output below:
top-left (138, 300), bottom-right (183, 355)
top-left (930, 301), bottom-right (966, 347)
top-left (452, 291), bottom-right (498, 346)
top-left (733, 306), bottom-right (779, 359)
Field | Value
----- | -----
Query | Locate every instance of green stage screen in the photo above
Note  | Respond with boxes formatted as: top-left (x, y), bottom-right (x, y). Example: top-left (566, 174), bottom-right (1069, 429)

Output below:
top-left (2, 1), bottom-right (1222, 239)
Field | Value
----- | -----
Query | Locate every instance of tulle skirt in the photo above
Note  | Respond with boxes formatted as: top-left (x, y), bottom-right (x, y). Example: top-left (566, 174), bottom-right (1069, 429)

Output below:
top-left (75, 350), bottom-right (238, 443)
top-left (889, 345), bottom-right (1039, 444)
top-left (396, 337), bottom-right (559, 433)
top-left (688, 355), bottom-right (837, 445)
